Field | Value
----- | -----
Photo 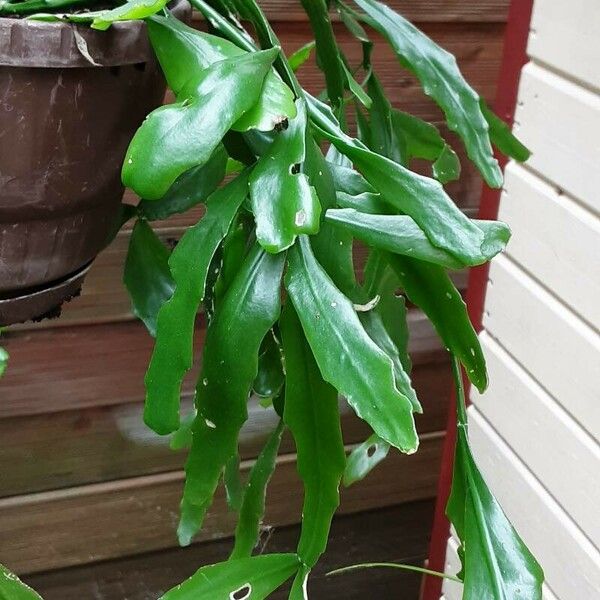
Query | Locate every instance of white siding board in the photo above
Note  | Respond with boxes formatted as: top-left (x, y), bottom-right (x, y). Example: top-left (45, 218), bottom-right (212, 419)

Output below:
top-left (514, 64), bottom-right (600, 213)
top-left (472, 332), bottom-right (600, 548)
top-left (500, 162), bottom-right (600, 330)
top-left (528, 0), bottom-right (600, 92)
top-left (468, 408), bottom-right (600, 600)
top-left (483, 255), bottom-right (600, 442)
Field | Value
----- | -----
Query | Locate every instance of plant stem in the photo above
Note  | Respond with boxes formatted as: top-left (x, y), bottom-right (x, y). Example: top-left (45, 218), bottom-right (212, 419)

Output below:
top-left (0, 0), bottom-right (96, 15)
top-left (326, 562), bottom-right (462, 583)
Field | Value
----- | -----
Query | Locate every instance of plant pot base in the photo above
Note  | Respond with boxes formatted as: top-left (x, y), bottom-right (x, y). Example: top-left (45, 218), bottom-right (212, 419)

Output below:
top-left (0, 262), bottom-right (92, 327)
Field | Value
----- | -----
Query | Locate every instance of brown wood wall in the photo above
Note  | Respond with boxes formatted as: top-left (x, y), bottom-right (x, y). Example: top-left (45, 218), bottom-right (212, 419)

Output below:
top-left (0, 2), bottom-right (508, 598)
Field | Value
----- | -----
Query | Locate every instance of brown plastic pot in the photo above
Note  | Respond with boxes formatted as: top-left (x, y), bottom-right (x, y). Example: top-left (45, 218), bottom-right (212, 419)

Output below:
top-left (0, 3), bottom-right (190, 326)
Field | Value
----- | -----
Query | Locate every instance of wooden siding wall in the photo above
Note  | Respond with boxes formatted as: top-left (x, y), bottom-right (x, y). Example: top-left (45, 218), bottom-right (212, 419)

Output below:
top-left (0, 3), bottom-right (509, 598)
top-left (442, 1), bottom-right (600, 599)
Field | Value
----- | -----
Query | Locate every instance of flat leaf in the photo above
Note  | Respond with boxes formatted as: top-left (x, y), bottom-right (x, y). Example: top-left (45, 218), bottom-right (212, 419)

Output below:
top-left (178, 245), bottom-right (284, 545)
top-left (285, 236), bottom-right (418, 453)
top-left (231, 420), bottom-right (284, 559)
top-left (351, 0), bottom-right (503, 187)
top-left (122, 47), bottom-right (279, 199)
top-left (387, 253), bottom-right (488, 391)
top-left (447, 359), bottom-right (543, 599)
top-left (288, 40), bottom-right (316, 72)
top-left (160, 554), bottom-right (300, 599)
top-left (0, 347), bottom-right (8, 379)
top-left (249, 99), bottom-right (321, 253)
top-left (343, 434), bottom-right (390, 486)
top-left (480, 100), bottom-right (530, 162)
top-left (124, 220), bottom-right (175, 337)
top-left (0, 564), bottom-right (42, 600)
top-left (325, 208), bottom-right (510, 268)
top-left (280, 303), bottom-right (346, 568)
top-left (308, 98), bottom-right (489, 266)
top-left (170, 411), bottom-right (196, 450)
top-left (433, 143), bottom-right (461, 184)
top-left (342, 61), bottom-right (372, 108)
top-left (91, 0), bottom-right (166, 29)
top-left (144, 172), bottom-right (249, 435)
top-left (138, 145), bottom-right (227, 220)
top-left (224, 454), bottom-right (245, 512)
top-left (148, 15), bottom-right (296, 133)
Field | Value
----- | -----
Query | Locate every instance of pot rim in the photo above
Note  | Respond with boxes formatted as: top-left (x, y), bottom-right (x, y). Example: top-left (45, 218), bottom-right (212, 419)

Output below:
top-left (0, 0), bottom-right (190, 68)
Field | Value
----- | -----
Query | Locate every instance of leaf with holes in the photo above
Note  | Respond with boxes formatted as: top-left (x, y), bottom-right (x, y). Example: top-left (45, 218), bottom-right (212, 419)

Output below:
top-left (231, 420), bottom-right (284, 559)
top-left (343, 434), bottom-right (390, 486)
top-left (285, 236), bottom-right (418, 453)
top-left (280, 303), bottom-right (346, 569)
top-left (160, 553), bottom-right (300, 599)
top-left (122, 47), bottom-right (279, 199)
top-left (144, 172), bottom-right (249, 434)
top-left (178, 246), bottom-right (284, 545)
top-left (124, 220), bottom-right (175, 338)
top-left (249, 99), bottom-right (321, 253)
top-left (137, 144), bottom-right (227, 221)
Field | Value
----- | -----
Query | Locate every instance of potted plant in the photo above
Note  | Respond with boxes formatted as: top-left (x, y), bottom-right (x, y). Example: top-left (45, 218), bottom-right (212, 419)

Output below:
top-left (0, 0), bottom-right (544, 598)
top-left (0, 0), bottom-right (189, 326)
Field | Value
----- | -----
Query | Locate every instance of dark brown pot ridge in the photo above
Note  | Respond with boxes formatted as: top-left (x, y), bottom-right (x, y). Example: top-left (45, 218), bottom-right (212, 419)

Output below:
top-left (0, 3), bottom-right (190, 326)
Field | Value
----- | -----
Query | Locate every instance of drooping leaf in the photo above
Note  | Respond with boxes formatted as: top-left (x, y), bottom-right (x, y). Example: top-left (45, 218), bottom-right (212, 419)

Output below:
top-left (343, 434), bottom-right (390, 486)
top-left (325, 208), bottom-right (510, 269)
top-left (307, 97), bottom-right (489, 266)
top-left (249, 99), bottom-right (321, 253)
top-left (124, 220), bottom-right (175, 337)
top-left (280, 303), bottom-right (346, 570)
top-left (137, 145), bottom-right (227, 221)
top-left (386, 253), bottom-right (488, 392)
top-left (148, 15), bottom-right (296, 133)
top-left (0, 347), bottom-right (8, 379)
top-left (390, 109), bottom-right (460, 183)
top-left (224, 453), bottom-right (245, 512)
top-left (350, 0), bottom-right (503, 187)
top-left (253, 330), bottom-right (285, 400)
top-left (285, 236), bottom-right (418, 453)
top-left (91, 0), bottom-right (166, 30)
top-left (0, 563), bottom-right (43, 600)
top-left (288, 40), bottom-right (316, 72)
top-left (480, 100), bottom-right (531, 163)
top-left (179, 246), bottom-right (284, 545)
top-left (446, 358), bottom-right (544, 599)
top-left (144, 172), bottom-right (249, 435)
top-left (160, 554), bottom-right (300, 599)
top-left (337, 2), bottom-right (373, 68)
top-left (341, 61), bottom-right (372, 108)
top-left (122, 47), bottom-right (279, 199)
top-left (231, 420), bottom-right (285, 559)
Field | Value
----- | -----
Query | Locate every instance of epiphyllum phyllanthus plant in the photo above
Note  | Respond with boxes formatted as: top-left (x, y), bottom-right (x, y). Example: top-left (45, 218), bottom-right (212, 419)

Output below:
top-left (0, 0), bottom-right (544, 596)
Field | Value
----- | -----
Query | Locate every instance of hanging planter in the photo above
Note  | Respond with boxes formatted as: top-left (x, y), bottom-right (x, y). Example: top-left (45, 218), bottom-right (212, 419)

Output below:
top-left (0, 0), bottom-right (190, 326)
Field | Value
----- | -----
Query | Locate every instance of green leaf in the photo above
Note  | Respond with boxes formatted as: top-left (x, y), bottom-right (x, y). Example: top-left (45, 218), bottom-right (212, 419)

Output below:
top-left (147, 15), bottom-right (296, 134)
top-left (308, 98), bottom-right (489, 266)
top-left (159, 554), bottom-right (300, 599)
top-left (170, 411), bottom-right (196, 450)
top-left (249, 99), bottom-right (321, 253)
top-left (480, 100), bottom-right (531, 163)
top-left (337, 2), bottom-right (372, 68)
top-left (343, 434), bottom-right (390, 486)
top-left (325, 208), bottom-right (510, 268)
top-left (178, 245), bottom-right (284, 545)
top-left (288, 40), bottom-right (316, 72)
top-left (300, 0), bottom-right (346, 109)
top-left (0, 347), bottom-right (8, 379)
top-left (91, 0), bottom-right (166, 30)
top-left (0, 564), bottom-right (42, 600)
top-left (285, 236), bottom-right (418, 453)
top-left (253, 330), bottom-right (285, 400)
top-left (122, 46), bottom-right (279, 199)
top-left (341, 61), bottom-right (372, 109)
top-left (231, 420), bottom-right (285, 559)
top-left (144, 172), bottom-right (249, 435)
top-left (280, 303), bottom-right (346, 568)
top-left (124, 220), bottom-right (175, 337)
top-left (350, 0), bottom-right (503, 187)
top-left (390, 110), bottom-right (460, 183)
top-left (386, 253), bottom-right (488, 392)
top-left (224, 453), bottom-right (245, 512)
top-left (137, 145), bottom-right (227, 221)
top-left (446, 358), bottom-right (543, 600)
